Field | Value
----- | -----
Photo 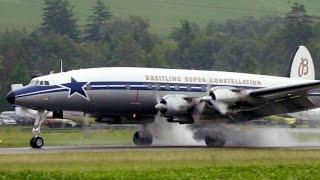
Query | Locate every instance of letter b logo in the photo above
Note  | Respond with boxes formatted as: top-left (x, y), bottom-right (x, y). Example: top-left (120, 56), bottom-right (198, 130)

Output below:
top-left (298, 58), bottom-right (309, 77)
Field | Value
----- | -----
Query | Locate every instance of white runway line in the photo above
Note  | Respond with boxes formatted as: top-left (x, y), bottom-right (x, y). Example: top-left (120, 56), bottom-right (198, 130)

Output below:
top-left (0, 145), bottom-right (320, 154)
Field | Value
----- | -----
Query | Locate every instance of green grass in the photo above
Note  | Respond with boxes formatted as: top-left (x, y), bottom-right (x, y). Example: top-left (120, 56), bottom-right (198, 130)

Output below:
top-left (1, 126), bottom-right (320, 178)
top-left (0, 149), bottom-right (320, 179)
top-left (0, 165), bottom-right (319, 179)
top-left (0, 126), bottom-right (134, 147)
top-left (2, 0), bottom-right (320, 33)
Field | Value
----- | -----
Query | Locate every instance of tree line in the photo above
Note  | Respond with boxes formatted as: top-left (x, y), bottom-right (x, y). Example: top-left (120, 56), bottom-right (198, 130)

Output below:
top-left (0, 1), bottom-right (319, 109)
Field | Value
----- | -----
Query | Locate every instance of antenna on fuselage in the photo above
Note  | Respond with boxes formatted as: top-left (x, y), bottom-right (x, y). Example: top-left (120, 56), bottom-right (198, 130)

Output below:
top-left (60, 59), bottom-right (63, 73)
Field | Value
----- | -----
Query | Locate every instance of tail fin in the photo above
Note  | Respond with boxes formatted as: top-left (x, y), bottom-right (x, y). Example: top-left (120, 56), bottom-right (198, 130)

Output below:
top-left (289, 46), bottom-right (315, 80)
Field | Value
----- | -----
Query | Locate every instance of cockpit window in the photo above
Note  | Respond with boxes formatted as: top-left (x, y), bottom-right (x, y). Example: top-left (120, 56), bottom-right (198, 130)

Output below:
top-left (30, 79), bottom-right (50, 86)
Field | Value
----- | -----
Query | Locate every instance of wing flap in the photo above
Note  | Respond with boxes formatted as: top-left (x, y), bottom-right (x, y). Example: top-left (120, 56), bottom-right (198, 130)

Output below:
top-left (232, 96), bottom-right (317, 121)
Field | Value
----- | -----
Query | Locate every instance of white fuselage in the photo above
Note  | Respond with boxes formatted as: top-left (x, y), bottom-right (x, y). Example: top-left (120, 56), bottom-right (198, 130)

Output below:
top-left (12, 67), bottom-right (315, 118)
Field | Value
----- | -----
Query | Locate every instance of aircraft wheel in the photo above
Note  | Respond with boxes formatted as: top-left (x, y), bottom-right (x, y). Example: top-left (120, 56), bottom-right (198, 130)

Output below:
top-left (30, 137), bottom-right (44, 148)
top-left (205, 136), bottom-right (225, 148)
top-left (133, 131), bottom-right (153, 146)
top-left (29, 137), bottom-right (35, 148)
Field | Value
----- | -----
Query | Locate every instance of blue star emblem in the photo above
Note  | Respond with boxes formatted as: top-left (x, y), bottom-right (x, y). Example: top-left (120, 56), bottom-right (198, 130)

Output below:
top-left (60, 77), bottom-right (90, 101)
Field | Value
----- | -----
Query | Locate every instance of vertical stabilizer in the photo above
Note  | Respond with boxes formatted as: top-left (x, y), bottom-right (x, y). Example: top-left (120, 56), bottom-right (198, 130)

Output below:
top-left (289, 46), bottom-right (315, 80)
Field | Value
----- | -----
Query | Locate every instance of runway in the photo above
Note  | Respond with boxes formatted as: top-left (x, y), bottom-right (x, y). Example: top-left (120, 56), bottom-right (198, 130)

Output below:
top-left (0, 145), bottom-right (320, 154)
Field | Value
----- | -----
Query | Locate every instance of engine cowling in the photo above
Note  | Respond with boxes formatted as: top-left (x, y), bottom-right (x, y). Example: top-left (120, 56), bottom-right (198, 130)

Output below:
top-left (155, 95), bottom-right (193, 118)
top-left (210, 88), bottom-right (249, 105)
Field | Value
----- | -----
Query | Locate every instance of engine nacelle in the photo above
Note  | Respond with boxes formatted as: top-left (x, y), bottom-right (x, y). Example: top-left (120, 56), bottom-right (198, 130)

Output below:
top-left (210, 88), bottom-right (248, 105)
top-left (155, 95), bottom-right (193, 118)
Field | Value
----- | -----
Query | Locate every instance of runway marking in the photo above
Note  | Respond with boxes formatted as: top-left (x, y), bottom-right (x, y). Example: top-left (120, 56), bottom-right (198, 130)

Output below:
top-left (0, 145), bottom-right (320, 154)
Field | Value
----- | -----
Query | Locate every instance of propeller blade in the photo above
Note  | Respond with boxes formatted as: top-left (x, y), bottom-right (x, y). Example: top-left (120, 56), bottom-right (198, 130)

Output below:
top-left (192, 101), bottom-right (206, 122)
top-left (209, 100), bottom-right (228, 115)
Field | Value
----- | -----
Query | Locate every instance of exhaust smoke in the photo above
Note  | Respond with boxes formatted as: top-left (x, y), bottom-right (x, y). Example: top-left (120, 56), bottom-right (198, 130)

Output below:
top-left (192, 124), bottom-right (320, 147)
top-left (228, 127), bottom-right (320, 147)
top-left (147, 118), bottom-right (320, 147)
top-left (148, 117), bottom-right (204, 146)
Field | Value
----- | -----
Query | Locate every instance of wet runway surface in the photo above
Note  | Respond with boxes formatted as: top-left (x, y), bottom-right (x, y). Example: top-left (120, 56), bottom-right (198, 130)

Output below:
top-left (1, 127), bottom-right (319, 154)
top-left (0, 145), bottom-right (320, 154)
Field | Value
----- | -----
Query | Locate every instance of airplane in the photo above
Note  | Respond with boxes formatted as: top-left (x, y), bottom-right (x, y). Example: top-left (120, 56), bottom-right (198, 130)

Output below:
top-left (7, 45), bottom-right (320, 148)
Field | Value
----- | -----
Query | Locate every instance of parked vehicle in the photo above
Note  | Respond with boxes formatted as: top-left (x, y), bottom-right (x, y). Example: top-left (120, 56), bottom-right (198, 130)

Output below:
top-left (1, 116), bottom-right (17, 125)
top-left (0, 111), bottom-right (15, 118)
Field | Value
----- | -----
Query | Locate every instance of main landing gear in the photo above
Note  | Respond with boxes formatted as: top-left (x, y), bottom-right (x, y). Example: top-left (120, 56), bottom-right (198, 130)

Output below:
top-left (193, 126), bottom-right (227, 148)
top-left (30, 111), bottom-right (47, 148)
top-left (133, 125), bottom-right (153, 146)
top-left (204, 136), bottom-right (226, 147)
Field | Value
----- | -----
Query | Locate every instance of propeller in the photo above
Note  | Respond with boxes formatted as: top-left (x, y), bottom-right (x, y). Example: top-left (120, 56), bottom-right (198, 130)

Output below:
top-left (154, 85), bottom-right (164, 122)
top-left (192, 75), bottom-right (229, 121)
top-left (191, 100), bottom-right (206, 121)
top-left (191, 74), bottom-right (213, 122)
top-left (155, 98), bottom-right (167, 114)
top-left (208, 99), bottom-right (228, 115)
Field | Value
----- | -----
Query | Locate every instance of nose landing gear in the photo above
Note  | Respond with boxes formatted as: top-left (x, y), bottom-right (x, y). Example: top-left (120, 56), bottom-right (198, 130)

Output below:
top-left (29, 111), bottom-right (47, 148)
top-left (30, 137), bottom-right (44, 148)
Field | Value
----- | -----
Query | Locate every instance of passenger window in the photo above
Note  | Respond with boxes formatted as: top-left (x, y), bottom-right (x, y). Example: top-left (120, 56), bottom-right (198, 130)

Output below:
top-left (45, 81), bottom-right (50, 86)
top-left (201, 85), bottom-right (206, 92)
top-left (175, 85), bottom-right (179, 91)
top-left (146, 84), bottom-right (152, 89)
top-left (85, 83), bottom-right (92, 90)
top-left (187, 85), bottom-right (191, 91)
top-left (40, 81), bottom-right (44, 85)
top-left (35, 80), bottom-right (39, 85)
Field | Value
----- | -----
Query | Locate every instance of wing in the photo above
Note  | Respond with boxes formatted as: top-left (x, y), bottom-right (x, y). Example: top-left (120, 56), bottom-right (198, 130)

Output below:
top-left (232, 96), bottom-right (316, 121)
top-left (249, 81), bottom-right (320, 101)
top-left (197, 81), bottom-right (320, 122)
top-left (233, 81), bottom-right (320, 121)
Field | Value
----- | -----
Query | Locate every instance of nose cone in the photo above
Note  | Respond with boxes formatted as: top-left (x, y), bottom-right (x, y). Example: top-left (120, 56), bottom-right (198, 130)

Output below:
top-left (7, 91), bottom-right (15, 104)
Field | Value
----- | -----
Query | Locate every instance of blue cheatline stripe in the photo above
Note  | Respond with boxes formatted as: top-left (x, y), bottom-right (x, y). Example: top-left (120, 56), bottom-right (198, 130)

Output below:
top-left (15, 81), bottom-right (264, 98)
top-left (309, 93), bottom-right (320, 96)
top-left (14, 85), bottom-right (61, 95)
top-left (16, 89), bottom-right (69, 98)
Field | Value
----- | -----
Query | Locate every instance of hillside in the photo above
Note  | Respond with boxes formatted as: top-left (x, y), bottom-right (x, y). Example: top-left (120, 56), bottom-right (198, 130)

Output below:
top-left (1, 0), bottom-right (320, 33)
